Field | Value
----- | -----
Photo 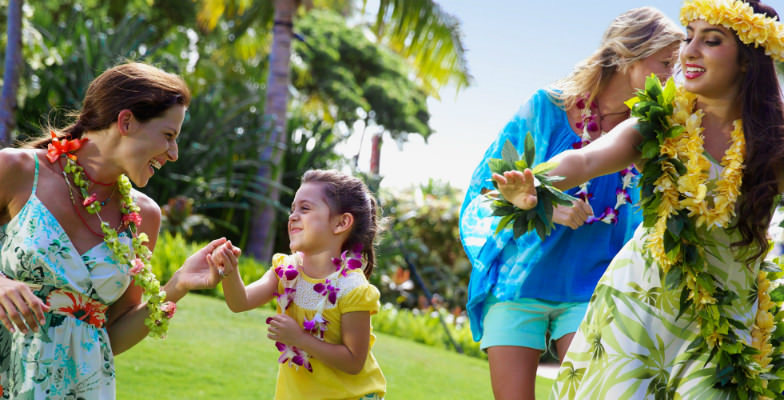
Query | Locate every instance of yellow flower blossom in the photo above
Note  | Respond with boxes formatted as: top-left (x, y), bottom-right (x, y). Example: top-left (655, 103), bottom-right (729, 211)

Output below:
top-left (681, 0), bottom-right (784, 62)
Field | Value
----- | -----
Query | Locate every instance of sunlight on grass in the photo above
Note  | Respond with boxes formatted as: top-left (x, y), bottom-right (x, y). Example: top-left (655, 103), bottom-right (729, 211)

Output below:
top-left (116, 294), bottom-right (553, 399)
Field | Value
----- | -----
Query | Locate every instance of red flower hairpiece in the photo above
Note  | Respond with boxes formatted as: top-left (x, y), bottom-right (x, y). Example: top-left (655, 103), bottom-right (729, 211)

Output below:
top-left (46, 131), bottom-right (87, 163)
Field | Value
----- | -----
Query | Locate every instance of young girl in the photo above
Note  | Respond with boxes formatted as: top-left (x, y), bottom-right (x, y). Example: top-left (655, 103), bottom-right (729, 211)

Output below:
top-left (221, 169), bottom-right (386, 400)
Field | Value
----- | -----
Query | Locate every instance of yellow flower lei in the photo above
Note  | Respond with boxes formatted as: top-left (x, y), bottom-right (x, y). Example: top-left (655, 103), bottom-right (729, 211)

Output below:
top-left (649, 86), bottom-right (746, 273)
top-left (629, 76), bottom-right (784, 396)
top-left (680, 0), bottom-right (784, 62)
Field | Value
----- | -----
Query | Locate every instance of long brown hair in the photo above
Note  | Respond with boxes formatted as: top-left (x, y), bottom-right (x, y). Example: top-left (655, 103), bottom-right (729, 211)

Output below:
top-left (301, 169), bottom-right (381, 278)
top-left (730, 0), bottom-right (784, 260)
top-left (547, 7), bottom-right (684, 110)
top-left (24, 62), bottom-right (190, 148)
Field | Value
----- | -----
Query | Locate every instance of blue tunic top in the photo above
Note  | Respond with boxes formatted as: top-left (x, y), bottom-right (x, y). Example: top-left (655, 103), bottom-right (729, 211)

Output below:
top-left (459, 89), bottom-right (642, 341)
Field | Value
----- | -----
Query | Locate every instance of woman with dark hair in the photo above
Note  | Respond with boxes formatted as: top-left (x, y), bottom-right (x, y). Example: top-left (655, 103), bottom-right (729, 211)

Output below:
top-left (459, 7), bottom-right (683, 400)
top-left (0, 62), bottom-right (239, 398)
top-left (490, 0), bottom-right (784, 397)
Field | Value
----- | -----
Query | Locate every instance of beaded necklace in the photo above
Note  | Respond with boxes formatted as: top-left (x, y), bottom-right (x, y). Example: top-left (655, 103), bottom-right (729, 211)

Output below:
top-left (572, 95), bottom-right (636, 224)
top-left (47, 131), bottom-right (175, 338)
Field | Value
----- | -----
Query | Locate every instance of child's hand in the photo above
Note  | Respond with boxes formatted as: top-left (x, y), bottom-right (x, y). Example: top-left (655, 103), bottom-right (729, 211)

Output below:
top-left (173, 238), bottom-right (230, 291)
top-left (206, 241), bottom-right (241, 280)
top-left (267, 314), bottom-right (306, 347)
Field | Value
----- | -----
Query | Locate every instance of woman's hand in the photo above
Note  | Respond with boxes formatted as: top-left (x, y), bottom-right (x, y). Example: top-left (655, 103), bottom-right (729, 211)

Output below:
top-left (267, 314), bottom-right (307, 347)
top-left (169, 238), bottom-right (240, 296)
top-left (552, 199), bottom-right (593, 229)
top-left (0, 276), bottom-right (49, 334)
top-left (492, 169), bottom-right (538, 210)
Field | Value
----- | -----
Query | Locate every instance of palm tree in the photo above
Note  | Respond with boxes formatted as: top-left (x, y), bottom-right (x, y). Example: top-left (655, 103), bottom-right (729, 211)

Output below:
top-left (0, 0), bottom-right (24, 147)
top-left (196, 0), bottom-right (470, 261)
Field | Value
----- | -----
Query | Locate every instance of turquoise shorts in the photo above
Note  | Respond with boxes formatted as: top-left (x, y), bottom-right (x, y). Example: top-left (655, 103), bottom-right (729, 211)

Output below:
top-left (480, 295), bottom-right (589, 351)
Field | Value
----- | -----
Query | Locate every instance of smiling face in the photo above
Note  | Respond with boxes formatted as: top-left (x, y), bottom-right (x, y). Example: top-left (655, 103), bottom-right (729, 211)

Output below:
top-left (681, 20), bottom-right (744, 100)
top-left (119, 105), bottom-right (185, 187)
top-left (627, 42), bottom-right (681, 89)
top-left (288, 182), bottom-right (345, 254)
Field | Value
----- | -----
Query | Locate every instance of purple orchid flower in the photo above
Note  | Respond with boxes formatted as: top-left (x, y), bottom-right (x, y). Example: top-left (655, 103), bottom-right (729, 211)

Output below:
top-left (600, 207), bottom-right (618, 224)
top-left (615, 189), bottom-right (631, 209)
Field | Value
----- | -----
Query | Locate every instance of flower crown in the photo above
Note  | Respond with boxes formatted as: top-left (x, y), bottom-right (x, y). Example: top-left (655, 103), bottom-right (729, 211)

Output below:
top-left (680, 0), bottom-right (784, 62)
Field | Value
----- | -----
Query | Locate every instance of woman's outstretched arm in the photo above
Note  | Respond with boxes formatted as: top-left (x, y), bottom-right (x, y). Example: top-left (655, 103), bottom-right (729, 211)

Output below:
top-left (494, 118), bottom-right (644, 210)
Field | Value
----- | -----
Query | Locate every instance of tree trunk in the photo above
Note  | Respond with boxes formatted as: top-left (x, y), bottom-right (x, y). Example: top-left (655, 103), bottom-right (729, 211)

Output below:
top-left (0, 0), bottom-right (23, 148)
top-left (247, 0), bottom-right (298, 261)
top-left (370, 132), bottom-right (382, 175)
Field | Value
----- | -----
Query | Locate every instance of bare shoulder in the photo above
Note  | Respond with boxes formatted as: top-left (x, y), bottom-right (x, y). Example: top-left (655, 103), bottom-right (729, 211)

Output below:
top-left (0, 149), bottom-right (39, 211)
top-left (0, 148), bottom-right (37, 183)
top-left (131, 189), bottom-right (161, 223)
top-left (130, 188), bottom-right (162, 242)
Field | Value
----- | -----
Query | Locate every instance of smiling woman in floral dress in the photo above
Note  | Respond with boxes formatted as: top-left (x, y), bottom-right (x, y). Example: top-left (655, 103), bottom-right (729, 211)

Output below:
top-left (491, 0), bottom-right (784, 398)
top-left (0, 62), bottom-right (239, 399)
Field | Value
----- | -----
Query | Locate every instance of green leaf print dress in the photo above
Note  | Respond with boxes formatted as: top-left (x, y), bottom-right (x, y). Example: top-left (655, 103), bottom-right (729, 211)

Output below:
top-left (550, 162), bottom-right (760, 399)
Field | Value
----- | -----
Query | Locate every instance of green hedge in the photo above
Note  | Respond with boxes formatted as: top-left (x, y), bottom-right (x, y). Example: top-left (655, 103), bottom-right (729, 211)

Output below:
top-left (373, 303), bottom-right (484, 360)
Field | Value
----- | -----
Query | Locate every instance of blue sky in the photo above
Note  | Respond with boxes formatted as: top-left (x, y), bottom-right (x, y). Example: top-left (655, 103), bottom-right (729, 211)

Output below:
top-left (339, 0), bottom-right (784, 192)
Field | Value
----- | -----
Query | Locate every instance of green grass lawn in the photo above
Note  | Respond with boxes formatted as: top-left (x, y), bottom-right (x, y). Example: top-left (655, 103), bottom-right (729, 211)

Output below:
top-left (116, 294), bottom-right (554, 399)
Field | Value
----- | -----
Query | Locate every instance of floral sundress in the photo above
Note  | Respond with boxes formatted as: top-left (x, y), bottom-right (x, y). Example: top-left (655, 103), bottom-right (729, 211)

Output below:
top-left (551, 161), bottom-right (761, 399)
top-left (0, 153), bottom-right (132, 399)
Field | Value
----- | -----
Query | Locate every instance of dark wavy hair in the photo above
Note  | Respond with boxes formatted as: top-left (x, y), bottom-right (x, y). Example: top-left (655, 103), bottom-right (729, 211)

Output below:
top-left (301, 169), bottom-right (381, 278)
top-left (731, 0), bottom-right (784, 260)
top-left (23, 62), bottom-right (190, 149)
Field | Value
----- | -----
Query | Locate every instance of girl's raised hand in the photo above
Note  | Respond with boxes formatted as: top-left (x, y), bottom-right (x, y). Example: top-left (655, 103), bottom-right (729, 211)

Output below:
top-left (492, 169), bottom-right (538, 210)
top-left (0, 276), bottom-right (49, 334)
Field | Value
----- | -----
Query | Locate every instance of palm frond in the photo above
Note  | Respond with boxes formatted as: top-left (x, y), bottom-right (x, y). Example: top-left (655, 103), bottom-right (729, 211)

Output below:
top-left (369, 0), bottom-right (471, 97)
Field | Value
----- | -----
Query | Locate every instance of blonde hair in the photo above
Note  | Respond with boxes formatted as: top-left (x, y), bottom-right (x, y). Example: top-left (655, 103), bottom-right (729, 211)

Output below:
top-left (548, 7), bottom-right (684, 110)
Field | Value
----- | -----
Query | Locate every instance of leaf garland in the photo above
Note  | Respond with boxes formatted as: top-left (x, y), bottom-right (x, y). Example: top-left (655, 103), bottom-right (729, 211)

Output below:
top-left (628, 75), bottom-right (784, 398)
top-left (486, 133), bottom-right (577, 240)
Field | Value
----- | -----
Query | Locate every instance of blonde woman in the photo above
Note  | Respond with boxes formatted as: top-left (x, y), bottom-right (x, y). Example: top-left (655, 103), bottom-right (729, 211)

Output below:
top-left (459, 7), bottom-right (683, 400)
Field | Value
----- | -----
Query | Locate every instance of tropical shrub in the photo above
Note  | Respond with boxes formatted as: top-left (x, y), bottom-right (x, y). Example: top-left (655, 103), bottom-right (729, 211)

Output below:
top-left (375, 180), bottom-right (470, 311)
top-left (373, 303), bottom-right (484, 359)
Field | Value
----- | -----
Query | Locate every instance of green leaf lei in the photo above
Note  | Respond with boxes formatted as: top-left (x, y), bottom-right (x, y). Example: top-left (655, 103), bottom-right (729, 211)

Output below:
top-left (63, 158), bottom-right (174, 338)
top-left (629, 75), bottom-right (784, 397)
top-left (486, 132), bottom-right (577, 240)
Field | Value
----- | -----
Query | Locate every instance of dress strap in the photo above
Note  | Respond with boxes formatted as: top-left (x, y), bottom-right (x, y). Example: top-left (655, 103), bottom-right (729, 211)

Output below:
top-left (32, 152), bottom-right (40, 194)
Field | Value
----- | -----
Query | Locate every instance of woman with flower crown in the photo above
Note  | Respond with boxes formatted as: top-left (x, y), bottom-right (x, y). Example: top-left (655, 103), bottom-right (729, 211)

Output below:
top-left (221, 169), bottom-right (386, 400)
top-left (0, 62), bottom-right (240, 399)
top-left (458, 7), bottom-right (683, 400)
top-left (490, 0), bottom-right (784, 398)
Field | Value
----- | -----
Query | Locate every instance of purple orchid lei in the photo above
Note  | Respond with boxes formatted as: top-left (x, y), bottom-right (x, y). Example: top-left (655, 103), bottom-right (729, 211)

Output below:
top-left (267, 244), bottom-right (364, 373)
top-left (572, 95), bottom-right (637, 225)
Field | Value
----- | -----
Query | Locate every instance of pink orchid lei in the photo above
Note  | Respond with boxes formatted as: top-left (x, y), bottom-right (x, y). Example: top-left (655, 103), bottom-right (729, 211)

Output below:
top-left (50, 134), bottom-right (175, 338)
top-left (572, 96), bottom-right (637, 224)
top-left (268, 244), bottom-right (364, 373)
